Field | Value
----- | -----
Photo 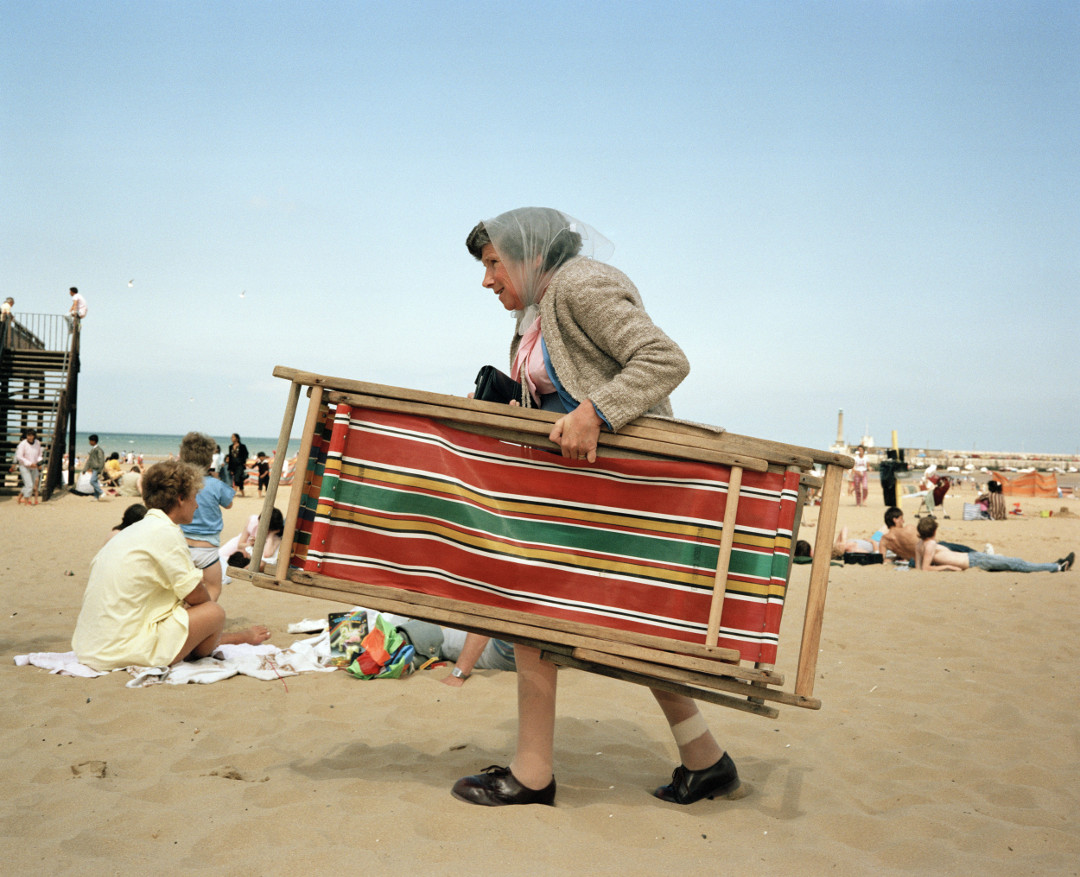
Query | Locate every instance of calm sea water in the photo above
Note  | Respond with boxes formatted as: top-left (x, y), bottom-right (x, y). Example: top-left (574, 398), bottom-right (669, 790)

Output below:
top-left (72, 432), bottom-right (303, 461)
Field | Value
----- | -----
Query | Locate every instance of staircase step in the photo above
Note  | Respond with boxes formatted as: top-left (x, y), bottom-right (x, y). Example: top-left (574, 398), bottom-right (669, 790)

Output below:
top-left (2, 362), bottom-right (69, 370)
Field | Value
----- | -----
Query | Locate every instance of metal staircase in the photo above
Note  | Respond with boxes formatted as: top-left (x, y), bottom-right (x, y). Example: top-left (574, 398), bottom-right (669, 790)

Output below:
top-left (1, 314), bottom-right (80, 501)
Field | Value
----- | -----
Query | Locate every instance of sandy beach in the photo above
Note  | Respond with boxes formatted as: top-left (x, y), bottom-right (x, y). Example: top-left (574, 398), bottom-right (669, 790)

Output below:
top-left (2, 475), bottom-right (1078, 876)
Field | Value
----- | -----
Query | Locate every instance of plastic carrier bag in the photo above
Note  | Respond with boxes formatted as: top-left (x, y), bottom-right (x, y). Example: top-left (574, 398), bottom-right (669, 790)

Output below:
top-left (345, 614), bottom-right (415, 680)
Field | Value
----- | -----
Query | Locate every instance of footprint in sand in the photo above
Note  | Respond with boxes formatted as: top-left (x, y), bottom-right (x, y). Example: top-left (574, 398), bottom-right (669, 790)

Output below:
top-left (206, 767), bottom-right (269, 783)
top-left (71, 761), bottom-right (107, 778)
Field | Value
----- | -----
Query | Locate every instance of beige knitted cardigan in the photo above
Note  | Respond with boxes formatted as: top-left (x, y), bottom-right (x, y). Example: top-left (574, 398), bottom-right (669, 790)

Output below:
top-left (509, 257), bottom-right (689, 432)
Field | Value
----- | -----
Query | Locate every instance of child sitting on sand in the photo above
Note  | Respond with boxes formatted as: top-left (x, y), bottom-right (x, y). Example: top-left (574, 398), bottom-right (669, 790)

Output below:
top-left (72, 460), bottom-right (270, 671)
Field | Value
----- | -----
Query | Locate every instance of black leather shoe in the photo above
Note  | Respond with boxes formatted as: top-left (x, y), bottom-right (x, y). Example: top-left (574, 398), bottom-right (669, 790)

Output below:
top-left (653, 752), bottom-right (743, 805)
top-left (451, 765), bottom-right (556, 806)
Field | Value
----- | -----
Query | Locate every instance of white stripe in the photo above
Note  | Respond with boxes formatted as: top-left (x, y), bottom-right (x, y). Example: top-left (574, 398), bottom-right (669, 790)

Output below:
top-left (305, 550), bottom-right (782, 645)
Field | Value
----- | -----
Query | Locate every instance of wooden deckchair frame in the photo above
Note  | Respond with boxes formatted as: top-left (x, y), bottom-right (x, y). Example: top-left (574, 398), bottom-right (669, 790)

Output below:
top-left (231, 367), bottom-right (850, 719)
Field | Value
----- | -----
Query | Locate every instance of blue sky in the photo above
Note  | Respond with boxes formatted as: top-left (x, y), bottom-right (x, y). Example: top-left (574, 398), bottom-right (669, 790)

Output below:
top-left (3, 1), bottom-right (1077, 454)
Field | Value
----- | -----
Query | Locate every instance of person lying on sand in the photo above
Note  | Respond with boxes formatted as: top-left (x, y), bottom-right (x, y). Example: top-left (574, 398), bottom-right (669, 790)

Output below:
top-left (72, 460), bottom-right (270, 671)
top-left (831, 527), bottom-right (876, 558)
top-left (879, 507), bottom-right (975, 564)
top-left (915, 516), bottom-right (1073, 573)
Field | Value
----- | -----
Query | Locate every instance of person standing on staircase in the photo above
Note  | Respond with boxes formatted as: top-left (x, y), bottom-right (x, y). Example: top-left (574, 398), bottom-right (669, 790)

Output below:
top-left (68, 287), bottom-right (87, 328)
top-left (1, 297), bottom-right (12, 347)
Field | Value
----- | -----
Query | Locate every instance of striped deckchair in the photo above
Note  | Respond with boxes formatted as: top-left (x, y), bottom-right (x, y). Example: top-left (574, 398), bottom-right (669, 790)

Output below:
top-left (233, 368), bottom-right (850, 718)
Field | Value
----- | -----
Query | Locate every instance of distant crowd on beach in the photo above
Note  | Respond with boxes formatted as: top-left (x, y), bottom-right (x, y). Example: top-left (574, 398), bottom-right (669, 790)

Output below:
top-left (69, 429), bottom-right (508, 704)
top-left (51, 431), bottom-right (297, 503)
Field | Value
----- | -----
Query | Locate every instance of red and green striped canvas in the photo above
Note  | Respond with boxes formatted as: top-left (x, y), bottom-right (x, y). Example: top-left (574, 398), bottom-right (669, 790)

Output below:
top-left (289, 402), bottom-right (334, 569)
top-left (297, 404), bottom-right (800, 664)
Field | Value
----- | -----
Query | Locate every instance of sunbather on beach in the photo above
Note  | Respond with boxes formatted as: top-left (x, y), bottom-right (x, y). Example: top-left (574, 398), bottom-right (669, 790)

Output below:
top-left (451, 207), bottom-right (742, 808)
top-left (72, 460), bottom-right (270, 672)
top-left (832, 527), bottom-right (876, 558)
top-left (915, 516), bottom-right (1072, 573)
top-left (879, 507), bottom-right (974, 564)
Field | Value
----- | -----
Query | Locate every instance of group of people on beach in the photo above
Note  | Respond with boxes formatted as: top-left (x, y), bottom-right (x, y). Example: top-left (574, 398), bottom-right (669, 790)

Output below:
top-left (72, 456), bottom-right (272, 671)
top-left (72, 429), bottom-right (284, 671)
top-left (60, 431), bottom-right (271, 502)
top-left (796, 505), bottom-right (1073, 573)
top-left (67, 207), bottom-right (745, 811)
top-left (64, 206), bottom-right (1074, 816)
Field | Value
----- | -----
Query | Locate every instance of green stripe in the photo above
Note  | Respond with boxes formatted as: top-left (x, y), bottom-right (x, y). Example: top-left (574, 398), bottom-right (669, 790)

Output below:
top-left (338, 479), bottom-right (714, 570)
top-left (327, 477), bottom-right (789, 582)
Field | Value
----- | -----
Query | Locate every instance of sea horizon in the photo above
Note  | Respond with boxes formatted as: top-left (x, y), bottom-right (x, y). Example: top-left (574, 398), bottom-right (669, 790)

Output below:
top-left (70, 431), bottom-right (303, 460)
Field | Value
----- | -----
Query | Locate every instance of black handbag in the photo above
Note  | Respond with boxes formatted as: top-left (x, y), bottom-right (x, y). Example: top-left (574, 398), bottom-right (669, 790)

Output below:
top-left (474, 365), bottom-right (523, 405)
top-left (843, 552), bottom-right (883, 566)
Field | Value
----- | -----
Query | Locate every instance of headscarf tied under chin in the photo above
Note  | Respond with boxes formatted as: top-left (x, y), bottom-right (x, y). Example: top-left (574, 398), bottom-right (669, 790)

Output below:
top-left (467, 207), bottom-right (614, 335)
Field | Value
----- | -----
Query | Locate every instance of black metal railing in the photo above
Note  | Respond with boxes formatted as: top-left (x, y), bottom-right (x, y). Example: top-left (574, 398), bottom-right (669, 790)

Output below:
top-left (1, 312), bottom-right (72, 354)
top-left (1, 313), bottom-right (80, 500)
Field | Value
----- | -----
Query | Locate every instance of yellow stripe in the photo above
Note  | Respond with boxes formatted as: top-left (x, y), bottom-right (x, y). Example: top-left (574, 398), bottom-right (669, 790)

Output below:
top-left (735, 533), bottom-right (787, 550)
top-left (341, 465), bottom-right (725, 541)
top-left (720, 578), bottom-right (788, 599)
top-left (327, 508), bottom-right (717, 588)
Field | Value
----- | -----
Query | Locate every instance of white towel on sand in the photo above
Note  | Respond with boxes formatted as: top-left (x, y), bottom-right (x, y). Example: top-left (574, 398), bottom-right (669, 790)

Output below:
top-left (15, 632), bottom-right (336, 687)
top-left (14, 651), bottom-right (108, 678)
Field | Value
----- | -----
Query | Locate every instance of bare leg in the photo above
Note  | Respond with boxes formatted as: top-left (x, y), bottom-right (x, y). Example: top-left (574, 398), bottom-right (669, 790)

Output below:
top-left (173, 601), bottom-right (226, 663)
top-left (508, 644), bottom-right (558, 789)
top-left (202, 561), bottom-right (223, 602)
top-left (651, 688), bottom-right (723, 770)
top-left (172, 606), bottom-right (269, 665)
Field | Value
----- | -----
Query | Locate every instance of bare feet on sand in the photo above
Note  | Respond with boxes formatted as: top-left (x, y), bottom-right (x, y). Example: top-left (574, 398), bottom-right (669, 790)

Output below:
top-left (220, 625), bottom-right (271, 646)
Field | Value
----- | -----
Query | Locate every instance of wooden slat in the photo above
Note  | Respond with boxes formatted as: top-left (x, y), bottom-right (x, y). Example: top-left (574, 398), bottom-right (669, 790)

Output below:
top-left (442, 421), bottom-right (680, 463)
top-left (795, 461), bottom-right (845, 696)
top-left (275, 386), bottom-right (323, 580)
top-left (705, 465), bottom-right (742, 647)
top-left (251, 379), bottom-right (302, 571)
top-left (270, 365), bottom-right (852, 469)
top-left (543, 652), bottom-right (780, 718)
top-left (324, 390), bottom-right (771, 472)
top-left (787, 465), bottom-right (808, 583)
top-left (569, 647), bottom-right (819, 710)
